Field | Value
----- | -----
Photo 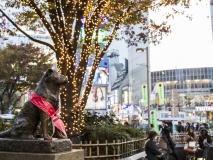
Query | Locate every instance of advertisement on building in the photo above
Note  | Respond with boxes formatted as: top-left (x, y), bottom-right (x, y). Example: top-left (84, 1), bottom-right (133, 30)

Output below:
top-left (111, 58), bottom-right (128, 90)
top-left (76, 53), bottom-right (109, 86)
top-left (93, 67), bottom-right (109, 86)
top-left (83, 66), bottom-right (109, 86)
top-left (143, 110), bottom-right (186, 121)
top-left (85, 86), bottom-right (107, 109)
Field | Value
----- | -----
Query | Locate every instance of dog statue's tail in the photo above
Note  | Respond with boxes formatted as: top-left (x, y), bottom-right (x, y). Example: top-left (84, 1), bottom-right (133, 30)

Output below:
top-left (0, 129), bottom-right (11, 138)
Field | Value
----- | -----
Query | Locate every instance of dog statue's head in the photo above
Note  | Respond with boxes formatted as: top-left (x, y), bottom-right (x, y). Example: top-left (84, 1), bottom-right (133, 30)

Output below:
top-left (44, 69), bottom-right (68, 85)
top-left (42, 69), bottom-right (67, 85)
top-left (35, 69), bottom-right (68, 102)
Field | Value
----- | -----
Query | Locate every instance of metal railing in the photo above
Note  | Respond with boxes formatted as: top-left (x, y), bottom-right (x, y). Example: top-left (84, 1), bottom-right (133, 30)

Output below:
top-left (157, 132), bottom-right (213, 144)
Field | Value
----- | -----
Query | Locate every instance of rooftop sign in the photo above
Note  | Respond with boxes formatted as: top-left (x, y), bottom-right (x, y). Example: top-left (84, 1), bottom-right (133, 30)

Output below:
top-left (195, 107), bottom-right (213, 111)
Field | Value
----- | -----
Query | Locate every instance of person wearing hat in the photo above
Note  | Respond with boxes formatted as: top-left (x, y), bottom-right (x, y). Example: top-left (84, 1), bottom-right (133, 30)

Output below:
top-left (198, 128), bottom-right (212, 160)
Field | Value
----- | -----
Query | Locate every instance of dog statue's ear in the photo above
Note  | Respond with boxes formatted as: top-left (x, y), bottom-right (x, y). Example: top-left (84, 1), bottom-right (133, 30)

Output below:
top-left (45, 68), bottom-right (53, 82)
top-left (46, 68), bottom-right (53, 76)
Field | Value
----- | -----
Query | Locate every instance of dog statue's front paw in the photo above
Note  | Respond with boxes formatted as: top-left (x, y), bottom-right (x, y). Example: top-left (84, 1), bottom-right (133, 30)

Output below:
top-left (53, 129), bottom-right (67, 139)
top-left (44, 136), bottom-right (52, 140)
top-left (56, 134), bottom-right (67, 139)
top-left (54, 132), bottom-right (67, 139)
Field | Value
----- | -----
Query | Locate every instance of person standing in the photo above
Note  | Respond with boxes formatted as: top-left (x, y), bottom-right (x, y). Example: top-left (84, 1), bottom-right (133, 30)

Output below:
top-left (196, 122), bottom-right (200, 132)
top-left (185, 122), bottom-right (190, 132)
top-left (161, 128), bottom-right (180, 160)
top-left (145, 131), bottom-right (166, 160)
top-left (198, 128), bottom-right (212, 160)
top-left (176, 121), bottom-right (184, 133)
top-left (161, 121), bottom-right (168, 134)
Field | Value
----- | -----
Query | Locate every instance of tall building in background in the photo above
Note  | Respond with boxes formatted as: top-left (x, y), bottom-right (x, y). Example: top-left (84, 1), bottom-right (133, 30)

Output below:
top-left (126, 0), bottom-right (213, 124)
top-left (151, 67), bottom-right (213, 122)
top-left (106, 49), bottom-right (129, 120)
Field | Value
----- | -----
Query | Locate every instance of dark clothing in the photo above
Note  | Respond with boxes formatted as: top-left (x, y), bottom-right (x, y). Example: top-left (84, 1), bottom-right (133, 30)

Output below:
top-left (196, 123), bottom-right (199, 131)
top-left (162, 135), bottom-right (175, 150)
top-left (170, 149), bottom-right (179, 160)
top-left (198, 134), bottom-right (212, 160)
top-left (161, 125), bottom-right (169, 134)
top-left (198, 134), bottom-right (212, 149)
top-left (145, 139), bottom-right (164, 160)
top-left (162, 135), bottom-right (179, 160)
top-left (176, 125), bottom-right (184, 133)
top-left (185, 125), bottom-right (190, 132)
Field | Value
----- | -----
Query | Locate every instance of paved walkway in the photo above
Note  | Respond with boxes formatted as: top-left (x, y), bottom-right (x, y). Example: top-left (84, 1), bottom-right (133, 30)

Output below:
top-left (119, 152), bottom-right (147, 160)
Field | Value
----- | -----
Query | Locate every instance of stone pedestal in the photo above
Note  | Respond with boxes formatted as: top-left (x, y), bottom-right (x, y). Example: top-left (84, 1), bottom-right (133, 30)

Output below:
top-left (0, 138), bottom-right (72, 153)
top-left (0, 138), bottom-right (84, 160)
top-left (0, 149), bottom-right (84, 160)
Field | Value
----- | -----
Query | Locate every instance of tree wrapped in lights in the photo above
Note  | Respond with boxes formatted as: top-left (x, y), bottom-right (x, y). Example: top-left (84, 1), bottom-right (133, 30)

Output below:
top-left (0, 0), bottom-right (195, 137)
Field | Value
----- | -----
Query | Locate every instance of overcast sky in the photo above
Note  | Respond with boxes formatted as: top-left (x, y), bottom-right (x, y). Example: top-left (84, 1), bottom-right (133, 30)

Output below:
top-left (108, 1), bottom-right (213, 72)
top-left (149, 0), bottom-right (213, 71)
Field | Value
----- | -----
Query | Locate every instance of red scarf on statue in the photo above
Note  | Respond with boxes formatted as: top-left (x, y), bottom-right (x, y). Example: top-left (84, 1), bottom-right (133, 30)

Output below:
top-left (30, 92), bottom-right (67, 137)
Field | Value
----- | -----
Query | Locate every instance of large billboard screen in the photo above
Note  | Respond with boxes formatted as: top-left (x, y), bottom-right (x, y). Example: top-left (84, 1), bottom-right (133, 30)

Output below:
top-left (85, 86), bottom-right (106, 109)
top-left (93, 67), bottom-right (109, 86)
top-left (83, 67), bottom-right (109, 86)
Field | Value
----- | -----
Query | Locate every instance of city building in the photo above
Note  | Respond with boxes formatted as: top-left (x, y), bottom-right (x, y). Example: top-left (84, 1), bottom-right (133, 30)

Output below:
top-left (123, 0), bottom-right (213, 125)
top-left (151, 67), bottom-right (213, 122)
top-left (107, 49), bottom-right (129, 121)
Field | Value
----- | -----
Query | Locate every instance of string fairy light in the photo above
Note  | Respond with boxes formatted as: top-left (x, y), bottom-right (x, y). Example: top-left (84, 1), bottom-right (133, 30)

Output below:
top-left (7, 0), bottom-right (136, 136)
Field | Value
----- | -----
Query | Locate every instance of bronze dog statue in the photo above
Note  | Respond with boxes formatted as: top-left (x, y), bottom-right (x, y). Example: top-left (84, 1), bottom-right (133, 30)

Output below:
top-left (0, 69), bottom-right (68, 140)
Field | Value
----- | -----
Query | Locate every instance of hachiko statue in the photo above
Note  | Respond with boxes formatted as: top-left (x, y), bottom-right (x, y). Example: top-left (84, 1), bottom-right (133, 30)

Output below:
top-left (0, 69), bottom-right (68, 140)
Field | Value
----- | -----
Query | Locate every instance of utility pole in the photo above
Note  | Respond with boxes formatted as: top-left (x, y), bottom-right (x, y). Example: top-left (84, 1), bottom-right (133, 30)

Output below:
top-left (146, 47), bottom-right (151, 128)
top-left (136, 47), bottom-right (151, 128)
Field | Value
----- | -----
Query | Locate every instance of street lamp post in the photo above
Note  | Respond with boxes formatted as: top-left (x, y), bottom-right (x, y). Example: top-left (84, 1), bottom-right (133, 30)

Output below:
top-left (136, 47), bottom-right (151, 128)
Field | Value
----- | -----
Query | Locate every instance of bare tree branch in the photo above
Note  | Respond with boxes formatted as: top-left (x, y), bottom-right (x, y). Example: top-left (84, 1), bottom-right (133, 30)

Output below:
top-left (0, 9), bottom-right (55, 52)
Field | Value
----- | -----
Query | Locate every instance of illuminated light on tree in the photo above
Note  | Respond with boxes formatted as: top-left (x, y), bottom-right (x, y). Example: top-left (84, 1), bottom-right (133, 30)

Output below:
top-left (0, 0), bottom-right (200, 137)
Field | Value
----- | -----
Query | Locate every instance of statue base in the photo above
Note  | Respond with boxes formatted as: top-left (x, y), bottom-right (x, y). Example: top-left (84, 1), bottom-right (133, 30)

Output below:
top-left (0, 138), bottom-right (72, 153)
top-left (0, 149), bottom-right (84, 160)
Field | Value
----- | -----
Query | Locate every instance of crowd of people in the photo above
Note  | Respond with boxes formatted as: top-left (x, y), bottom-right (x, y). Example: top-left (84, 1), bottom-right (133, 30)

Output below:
top-left (144, 121), bottom-right (212, 160)
top-left (176, 121), bottom-right (211, 133)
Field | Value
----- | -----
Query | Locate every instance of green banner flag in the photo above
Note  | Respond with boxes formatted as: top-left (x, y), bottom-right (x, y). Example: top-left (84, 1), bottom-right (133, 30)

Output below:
top-left (150, 110), bottom-right (158, 133)
top-left (141, 84), bottom-right (148, 106)
top-left (158, 82), bottom-right (165, 105)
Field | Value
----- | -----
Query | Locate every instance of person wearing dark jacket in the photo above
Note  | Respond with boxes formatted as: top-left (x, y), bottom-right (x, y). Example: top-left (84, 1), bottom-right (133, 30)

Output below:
top-left (162, 128), bottom-right (180, 160)
top-left (198, 128), bottom-right (212, 160)
top-left (176, 121), bottom-right (184, 133)
top-left (145, 131), bottom-right (165, 160)
top-left (161, 121), bottom-right (169, 134)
